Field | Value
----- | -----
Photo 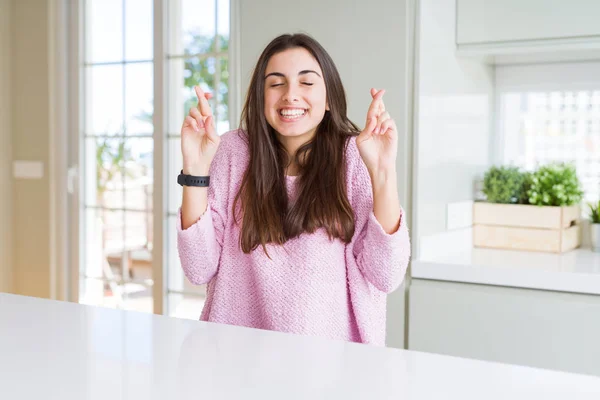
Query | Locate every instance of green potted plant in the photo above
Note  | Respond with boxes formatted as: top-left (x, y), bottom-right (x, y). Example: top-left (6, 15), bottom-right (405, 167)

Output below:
top-left (474, 162), bottom-right (583, 253)
top-left (482, 166), bottom-right (529, 204)
top-left (588, 200), bottom-right (600, 252)
top-left (526, 162), bottom-right (583, 207)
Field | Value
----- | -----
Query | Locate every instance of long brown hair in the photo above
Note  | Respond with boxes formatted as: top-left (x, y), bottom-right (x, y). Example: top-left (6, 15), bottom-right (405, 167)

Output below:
top-left (234, 33), bottom-right (361, 254)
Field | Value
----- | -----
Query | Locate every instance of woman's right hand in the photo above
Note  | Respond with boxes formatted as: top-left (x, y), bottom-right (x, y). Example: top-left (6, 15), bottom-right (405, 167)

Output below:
top-left (181, 85), bottom-right (221, 175)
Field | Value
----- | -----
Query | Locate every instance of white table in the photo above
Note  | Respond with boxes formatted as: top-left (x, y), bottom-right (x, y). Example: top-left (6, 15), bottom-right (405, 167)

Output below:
top-left (1, 293), bottom-right (599, 399)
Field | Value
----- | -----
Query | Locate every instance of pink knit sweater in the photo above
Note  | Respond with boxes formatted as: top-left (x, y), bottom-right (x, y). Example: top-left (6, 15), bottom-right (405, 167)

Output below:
top-left (177, 129), bottom-right (410, 346)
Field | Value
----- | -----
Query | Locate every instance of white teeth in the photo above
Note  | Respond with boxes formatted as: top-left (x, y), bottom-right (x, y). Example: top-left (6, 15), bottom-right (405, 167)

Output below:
top-left (280, 109), bottom-right (306, 117)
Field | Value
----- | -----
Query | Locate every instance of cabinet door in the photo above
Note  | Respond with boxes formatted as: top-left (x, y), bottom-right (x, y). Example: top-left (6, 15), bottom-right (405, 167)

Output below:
top-left (457, 0), bottom-right (600, 45)
top-left (408, 279), bottom-right (600, 377)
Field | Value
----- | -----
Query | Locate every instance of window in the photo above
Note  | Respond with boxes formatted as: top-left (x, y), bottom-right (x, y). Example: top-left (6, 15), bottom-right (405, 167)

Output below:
top-left (78, 0), bottom-right (231, 318)
top-left (165, 0), bottom-right (230, 319)
top-left (496, 62), bottom-right (600, 205)
top-left (79, 0), bottom-right (155, 313)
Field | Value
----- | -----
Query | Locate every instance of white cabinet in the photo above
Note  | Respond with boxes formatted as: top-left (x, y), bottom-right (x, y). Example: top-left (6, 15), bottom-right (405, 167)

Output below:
top-left (457, 0), bottom-right (600, 45)
top-left (408, 279), bottom-right (600, 377)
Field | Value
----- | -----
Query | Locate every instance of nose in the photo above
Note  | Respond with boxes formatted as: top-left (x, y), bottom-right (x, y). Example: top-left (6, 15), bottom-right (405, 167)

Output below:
top-left (282, 86), bottom-right (299, 103)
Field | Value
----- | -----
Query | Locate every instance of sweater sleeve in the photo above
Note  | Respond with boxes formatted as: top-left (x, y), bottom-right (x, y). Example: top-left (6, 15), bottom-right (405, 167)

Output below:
top-left (176, 136), bottom-right (231, 285)
top-left (349, 143), bottom-right (411, 294)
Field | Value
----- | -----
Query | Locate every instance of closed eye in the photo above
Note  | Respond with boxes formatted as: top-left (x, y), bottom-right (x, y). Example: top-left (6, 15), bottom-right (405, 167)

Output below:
top-left (270, 83), bottom-right (313, 87)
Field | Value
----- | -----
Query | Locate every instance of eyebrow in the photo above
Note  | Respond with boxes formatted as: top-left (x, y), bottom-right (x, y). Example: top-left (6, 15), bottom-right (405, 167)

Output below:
top-left (264, 70), bottom-right (322, 79)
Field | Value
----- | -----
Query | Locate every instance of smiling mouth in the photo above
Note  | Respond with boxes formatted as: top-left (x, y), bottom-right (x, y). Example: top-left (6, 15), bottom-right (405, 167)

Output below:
top-left (278, 108), bottom-right (308, 120)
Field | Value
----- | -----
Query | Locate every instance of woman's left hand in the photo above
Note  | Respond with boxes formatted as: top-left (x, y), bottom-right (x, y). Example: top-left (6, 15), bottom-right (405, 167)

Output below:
top-left (356, 88), bottom-right (398, 175)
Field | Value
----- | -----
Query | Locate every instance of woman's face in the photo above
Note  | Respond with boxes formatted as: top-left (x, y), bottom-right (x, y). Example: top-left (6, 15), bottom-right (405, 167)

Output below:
top-left (263, 47), bottom-right (329, 144)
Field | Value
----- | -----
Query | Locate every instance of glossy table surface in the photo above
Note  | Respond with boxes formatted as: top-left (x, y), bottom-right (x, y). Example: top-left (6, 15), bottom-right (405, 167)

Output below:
top-left (1, 293), bottom-right (600, 399)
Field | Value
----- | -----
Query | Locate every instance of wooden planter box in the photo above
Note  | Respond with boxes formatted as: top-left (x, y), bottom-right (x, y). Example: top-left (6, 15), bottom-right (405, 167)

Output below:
top-left (473, 203), bottom-right (581, 253)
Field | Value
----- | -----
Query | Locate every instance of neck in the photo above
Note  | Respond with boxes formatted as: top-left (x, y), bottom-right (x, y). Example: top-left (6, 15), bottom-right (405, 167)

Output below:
top-left (277, 129), bottom-right (316, 159)
top-left (285, 165), bottom-right (299, 177)
top-left (277, 131), bottom-right (316, 177)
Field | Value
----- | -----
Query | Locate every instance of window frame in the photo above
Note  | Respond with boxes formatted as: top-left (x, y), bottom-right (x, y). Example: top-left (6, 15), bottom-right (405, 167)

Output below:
top-left (65, 0), bottom-right (240, 315)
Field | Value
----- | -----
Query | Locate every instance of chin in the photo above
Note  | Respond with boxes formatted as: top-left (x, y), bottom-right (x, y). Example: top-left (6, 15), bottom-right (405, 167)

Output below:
top-left (276, 127), bottom-right (312, 137)
top-left (276, 121), bottom-right (321, 137)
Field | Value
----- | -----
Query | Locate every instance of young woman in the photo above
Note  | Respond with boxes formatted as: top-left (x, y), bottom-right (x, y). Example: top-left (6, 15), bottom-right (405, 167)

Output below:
top-left (177, 33), bottom-right (410, 346)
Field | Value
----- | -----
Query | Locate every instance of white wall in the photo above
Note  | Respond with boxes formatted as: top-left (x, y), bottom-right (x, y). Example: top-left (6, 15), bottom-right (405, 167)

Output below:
top-left (415, 0), bottom-right (495, 256)
top-left (237, 0), bottom-right (416, 348)
top-left (0, 0), bottom-right (13, 293)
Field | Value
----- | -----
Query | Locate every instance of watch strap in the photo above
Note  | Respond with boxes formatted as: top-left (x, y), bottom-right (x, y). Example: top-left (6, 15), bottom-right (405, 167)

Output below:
top-left (178, 170), bottom-right (210, 187)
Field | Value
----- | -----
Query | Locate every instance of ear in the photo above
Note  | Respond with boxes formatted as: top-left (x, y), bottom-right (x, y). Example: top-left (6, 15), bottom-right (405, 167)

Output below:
top-left (326, 102), bottom-right (330, 111)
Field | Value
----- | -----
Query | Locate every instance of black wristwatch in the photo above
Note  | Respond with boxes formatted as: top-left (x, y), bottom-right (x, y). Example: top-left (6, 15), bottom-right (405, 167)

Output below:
top-left (177, 170), bottom-right (210, 187)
